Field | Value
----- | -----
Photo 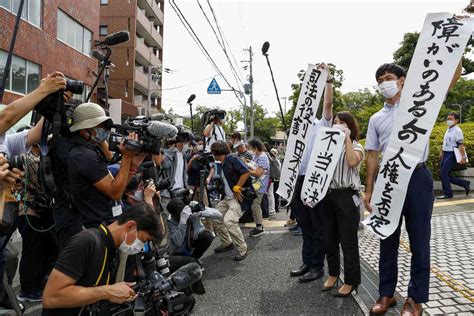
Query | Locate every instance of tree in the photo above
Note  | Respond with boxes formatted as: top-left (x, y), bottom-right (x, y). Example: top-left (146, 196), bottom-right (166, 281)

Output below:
top-left (393, 32), bottom-right (474, 123)
top-left (182, 105), bottom-right (211, 134)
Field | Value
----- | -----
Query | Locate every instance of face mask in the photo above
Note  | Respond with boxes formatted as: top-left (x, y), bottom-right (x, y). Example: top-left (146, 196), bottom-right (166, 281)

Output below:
top-left (333, 124), bottom-right (346, 131)
top-left (133, 190), bottom-right (144, 202)
top-left (92, 127), bottom-right (110, 143)
top-left (119, 229), bottom-right (144, 255)
top-left (221, 119), bottom-right (226, 124)
top-left (447, 120), bottom-right (455, 127)
top-left (182, 144), bottom-right (189, 153)
top-left (196, 145), bottom-right (204, 151)
top-left (378, 80), bottom-right (399, 99)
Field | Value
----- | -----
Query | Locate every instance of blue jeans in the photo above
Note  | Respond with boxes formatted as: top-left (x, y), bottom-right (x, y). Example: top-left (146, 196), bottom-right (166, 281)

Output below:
top-left (440, 151), bottom-right (469, 197)
top-left (379, 166), bottom-right (434, 303)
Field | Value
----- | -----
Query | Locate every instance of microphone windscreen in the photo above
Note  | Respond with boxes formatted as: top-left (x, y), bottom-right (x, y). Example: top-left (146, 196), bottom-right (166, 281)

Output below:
top-left (103, 31), bottom-right (130, 46)
top-left (147, 121), bottom-right (178, 139)
top-left (169, 262), bottom-right (202, 291)
top-left (201, 207), bottom-right (222, 219)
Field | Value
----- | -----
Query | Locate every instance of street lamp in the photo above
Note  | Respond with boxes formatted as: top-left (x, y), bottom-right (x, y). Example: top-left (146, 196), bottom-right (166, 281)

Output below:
top-left (187, 94), bottom-right (196, 133)
top-left (448, 100), bottom-right (472, 123)
top-left (261, 41), bottom-right (288, 133)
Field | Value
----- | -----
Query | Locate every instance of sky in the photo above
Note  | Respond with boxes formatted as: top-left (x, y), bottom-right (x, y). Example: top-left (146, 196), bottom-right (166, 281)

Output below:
top-left (161, 0), bottom-right (471, 118)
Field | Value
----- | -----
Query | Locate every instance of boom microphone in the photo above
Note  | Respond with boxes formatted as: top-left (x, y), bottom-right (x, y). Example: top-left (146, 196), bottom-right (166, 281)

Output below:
top-left (146, 121), bottom-right (178, 139)
top-left (169, 262), bottom-right (203, 291)
top-left (97, 31), bottom-right (130, 46)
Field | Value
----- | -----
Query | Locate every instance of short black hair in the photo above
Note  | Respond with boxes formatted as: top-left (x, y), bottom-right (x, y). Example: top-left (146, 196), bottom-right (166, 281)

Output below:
top-left (231, 132), bottom-right (242, 140)
top-left (211, 140), bottom-right (230, 156)
top-left (166, 198), bottom-right (185, 219)
top-left (117, 203), bottom-right (161, 241)
top-left (375, 63), bottom-right (406, 81)
top-left (448, 112), bottom-right (460, 121)
top-left (248, 138), bottom-right (265, 152)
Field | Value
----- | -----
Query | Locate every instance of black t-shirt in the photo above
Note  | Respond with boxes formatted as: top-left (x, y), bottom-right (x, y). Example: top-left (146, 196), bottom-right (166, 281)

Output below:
top-left (42, 225), bottom-right (117, 316)
top-left (68, 145), bottom-right (111, 228)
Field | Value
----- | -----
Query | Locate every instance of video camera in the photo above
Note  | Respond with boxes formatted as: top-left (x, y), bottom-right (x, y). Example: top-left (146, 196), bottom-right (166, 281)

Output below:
top-left (203, 109), bottom-right (226, 126)
top-left (109, 116), bottom-right (178, 155)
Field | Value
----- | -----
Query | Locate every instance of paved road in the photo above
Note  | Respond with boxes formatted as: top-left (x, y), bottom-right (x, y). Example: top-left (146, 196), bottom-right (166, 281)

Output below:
top-left (193, 214), bottom-right (363, 315)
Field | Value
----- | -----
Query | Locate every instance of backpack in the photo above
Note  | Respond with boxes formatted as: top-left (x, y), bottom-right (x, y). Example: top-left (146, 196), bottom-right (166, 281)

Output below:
top-left (266, 152), bottom-right (281, 181)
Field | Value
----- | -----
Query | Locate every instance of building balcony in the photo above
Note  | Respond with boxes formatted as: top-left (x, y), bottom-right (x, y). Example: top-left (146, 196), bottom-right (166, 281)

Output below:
top-left (137, 0), bottom-right (164, 26)
top-left (136, 8), bottom-right (163, 49)
top-left (134, 94), bottom-right (147, 109)
top-left (134, 67), bottom-right (162, 96)
top-left (136, 38), bottom-right (162, 68)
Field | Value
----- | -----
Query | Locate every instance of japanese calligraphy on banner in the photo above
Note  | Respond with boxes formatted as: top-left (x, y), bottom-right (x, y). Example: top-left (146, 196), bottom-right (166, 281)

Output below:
top-left (301, 127), bottom-right (345, 208)
top-left (363, 13), bottom-right (474, 239)
top-left (276, 64), bottom-right (328, 203)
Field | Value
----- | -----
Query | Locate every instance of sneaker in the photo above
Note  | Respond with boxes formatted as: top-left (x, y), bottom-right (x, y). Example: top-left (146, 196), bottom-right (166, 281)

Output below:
top-left (249, 227), bottom-right (264, 237)
top-left (17, 291), bottom-right (42, 302)
top-left (234, 250), bottom-right (248, 261)
top-left (292, 226), bottom-right (302, 236)
top-left (288, 225), bottom-right (300, 232)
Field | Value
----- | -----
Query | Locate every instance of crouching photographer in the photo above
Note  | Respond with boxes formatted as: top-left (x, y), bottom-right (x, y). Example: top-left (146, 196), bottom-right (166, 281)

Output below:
top-left (166, 198), bottom-right (220, 260)
top-left (42, 203), bottom-right (161, 315)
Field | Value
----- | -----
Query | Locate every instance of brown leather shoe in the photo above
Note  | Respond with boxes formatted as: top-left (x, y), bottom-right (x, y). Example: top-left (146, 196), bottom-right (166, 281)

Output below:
top-left (369, 296), bottom-right (397, 315)
top-left (401, 297), bottom-right (422, 316)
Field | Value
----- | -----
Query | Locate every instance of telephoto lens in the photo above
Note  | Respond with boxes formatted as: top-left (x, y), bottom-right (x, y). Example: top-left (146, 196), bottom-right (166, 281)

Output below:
top-left (156, 253), bottom-right (171, 277)
top-left (7, 155), bottom-right (25, 171)
top-left (65, 80), bottom-right (84, 94)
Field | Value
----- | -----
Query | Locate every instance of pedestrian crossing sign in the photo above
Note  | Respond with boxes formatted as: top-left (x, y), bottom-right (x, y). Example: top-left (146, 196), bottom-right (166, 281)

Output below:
top-left (207, 78), bottom-right (221, 94)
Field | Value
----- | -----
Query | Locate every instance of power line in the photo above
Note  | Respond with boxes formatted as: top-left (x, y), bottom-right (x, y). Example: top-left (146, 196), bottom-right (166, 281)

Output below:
top-left (161, 74), bottom-right (220, 91)
top-left (169, 0), bottom-right (243, 106)
top-left (205, 0), bottom-right (246, 86)
top-left (197, 0), bottom-right (244, 89)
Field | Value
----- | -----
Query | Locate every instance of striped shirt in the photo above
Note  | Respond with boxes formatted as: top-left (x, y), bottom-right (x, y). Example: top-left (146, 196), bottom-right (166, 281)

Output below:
top-left (330, 141), bottom-right (364, 190)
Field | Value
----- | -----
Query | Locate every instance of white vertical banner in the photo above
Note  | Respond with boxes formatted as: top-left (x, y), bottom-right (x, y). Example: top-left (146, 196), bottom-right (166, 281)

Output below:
top-left (301, 127), bottom-right (345, 208)
top-left (276, 64), bottom-right (328, 203)
top-left (363, 13), bottom-right (474, 239)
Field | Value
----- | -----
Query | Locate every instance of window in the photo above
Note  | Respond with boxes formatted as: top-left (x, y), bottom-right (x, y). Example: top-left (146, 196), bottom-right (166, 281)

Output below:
top-left (99, 25), bottom-right (108, 36)
top-left (57, 9), bottom-right (92, 56)
top-left (100, 0), bottom-right (108, 4)
top-left (0, 50), bottom-right (41, 95)
top-left (0, 0), bottom-right (42, 28)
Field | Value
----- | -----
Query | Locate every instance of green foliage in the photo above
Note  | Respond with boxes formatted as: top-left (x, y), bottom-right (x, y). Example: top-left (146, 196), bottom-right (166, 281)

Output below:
top-left (182, 105), bottom-right (211, 134)
top-left (359, 123), bottom-right (474, 184)
top-left (427, 122), bottom-right (474, 180)
top-left (393, 32), bottom-right (420, 71)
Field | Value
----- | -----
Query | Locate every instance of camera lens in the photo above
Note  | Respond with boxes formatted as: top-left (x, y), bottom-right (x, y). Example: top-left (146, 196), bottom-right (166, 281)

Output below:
top-left (7, 155), bottom-right (25, 171)
top-left (65, 80), bottom-right (84, 94)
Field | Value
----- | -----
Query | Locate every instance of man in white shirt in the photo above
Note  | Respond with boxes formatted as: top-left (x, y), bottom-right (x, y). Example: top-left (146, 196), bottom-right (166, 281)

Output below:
top-left (438, 112), bottom-right (470, 199)
top-left (203, 110), bottom-right (226, 152)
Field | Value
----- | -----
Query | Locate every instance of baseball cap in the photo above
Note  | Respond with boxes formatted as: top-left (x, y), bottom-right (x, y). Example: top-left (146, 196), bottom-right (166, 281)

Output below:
top-left (70, 102), bottom-right (113, 132)
top-left (233, 141), bottom-right (245, 150)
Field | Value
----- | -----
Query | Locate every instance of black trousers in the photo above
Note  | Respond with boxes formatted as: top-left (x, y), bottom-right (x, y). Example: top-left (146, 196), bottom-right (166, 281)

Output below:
top-left (273, 180), bottom-right (280, 209)
top-left (18, 215), bottom-right (58, 293)
top-left (191, 229), bottom-right (214, 259)
top-left (290, 176), bottom-right (325, 271)
top-left (320, 189), bottom-right (361, 286)
top-left (53, 206), bottom-right (83, 250)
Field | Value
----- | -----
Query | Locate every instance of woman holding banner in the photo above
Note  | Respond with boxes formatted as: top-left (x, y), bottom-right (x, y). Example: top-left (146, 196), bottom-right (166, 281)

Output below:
top-left (320, 112), bottom-right (364, 297)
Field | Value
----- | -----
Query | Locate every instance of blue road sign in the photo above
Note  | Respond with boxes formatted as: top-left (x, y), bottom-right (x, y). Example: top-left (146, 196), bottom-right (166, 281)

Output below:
top-left (207, 78), bottom-right (221, 94)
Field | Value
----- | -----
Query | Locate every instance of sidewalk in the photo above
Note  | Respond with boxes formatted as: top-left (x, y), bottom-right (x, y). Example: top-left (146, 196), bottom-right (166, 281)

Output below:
top-left (357, 195), bottom-right (474, 315)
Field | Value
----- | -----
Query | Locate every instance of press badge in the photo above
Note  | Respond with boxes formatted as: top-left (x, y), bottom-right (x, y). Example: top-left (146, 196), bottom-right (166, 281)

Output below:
top-left (112, 202), bottom-right (123, 217)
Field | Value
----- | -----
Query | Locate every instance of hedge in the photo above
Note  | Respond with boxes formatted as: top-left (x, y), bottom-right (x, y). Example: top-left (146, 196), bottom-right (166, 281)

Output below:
top-left (358, 122), bottom-right (474, 183)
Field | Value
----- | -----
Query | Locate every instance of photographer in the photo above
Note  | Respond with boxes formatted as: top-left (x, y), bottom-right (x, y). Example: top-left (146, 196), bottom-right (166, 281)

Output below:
top-left (166, 198), bottom-right (214, 260)
top-left (210, 141), bottom-right (250, 261)
top-left (16, 143), bottom-right (58, 302)
top-left (68, 102), bottom-right (146, 228)
top-left (42, 203), bottom-right (161, 315)
top-left (0, 72), bottom-right (66, 135)
top-left (202, 110), bottom-right (226, 152)
top-left (160, 134), bottom-right (190, 200)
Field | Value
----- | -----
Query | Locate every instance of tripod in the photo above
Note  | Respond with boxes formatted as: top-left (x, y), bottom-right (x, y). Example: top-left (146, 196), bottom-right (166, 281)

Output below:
top-left (86, 47), bottom-right (112, 109)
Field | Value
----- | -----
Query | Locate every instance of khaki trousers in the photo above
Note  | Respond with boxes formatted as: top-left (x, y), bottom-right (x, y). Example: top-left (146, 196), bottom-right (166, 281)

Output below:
top-left (212, 198), bottom-right (248, 255)
top-left (251, 192), bottom-right (264, 225)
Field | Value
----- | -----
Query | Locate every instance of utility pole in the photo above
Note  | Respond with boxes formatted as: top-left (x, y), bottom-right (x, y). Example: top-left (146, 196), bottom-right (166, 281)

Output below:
top-left (281, 97), bottom-right (287, 115)
top-left (243, 46), bottom-right (254, 138)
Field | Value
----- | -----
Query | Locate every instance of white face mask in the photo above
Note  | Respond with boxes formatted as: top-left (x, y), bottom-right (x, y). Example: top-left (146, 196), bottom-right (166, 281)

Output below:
top-left (447, 119), bottom-right (455, 127)
top-left (196, 145), bottom-right (204, 151)
top-left (378, 80), bottom-right (399, 99)
top-left (332, 124), bottom-right (346, 131)
top-left (119, 229), bottom-right (144, 255)
top-left (132, 190), bottom-right (144, 202)
top-left (182, 144), bottom-right (189, 153)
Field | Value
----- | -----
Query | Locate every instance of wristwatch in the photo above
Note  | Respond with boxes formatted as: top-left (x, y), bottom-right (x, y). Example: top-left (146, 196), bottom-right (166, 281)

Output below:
top-left (232, 185), bottom-right (242, 193)
top-left (326, 78), bottom-right (333, 83)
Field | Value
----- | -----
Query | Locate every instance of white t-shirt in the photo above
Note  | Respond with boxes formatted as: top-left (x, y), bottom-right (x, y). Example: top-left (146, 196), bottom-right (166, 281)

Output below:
top-left (221, 173), bottom-right (234, 199)
top-left (173, 151), bottom-right (185, 189)
top-left (205, 124), bottom-right (226, 152)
